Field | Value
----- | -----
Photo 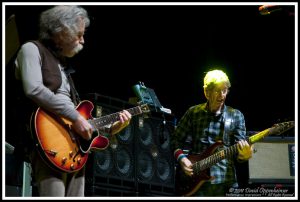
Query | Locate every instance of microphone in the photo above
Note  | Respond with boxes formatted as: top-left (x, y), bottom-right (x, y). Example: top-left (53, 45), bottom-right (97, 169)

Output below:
top-left (259, 5), bottom-right (282, 15)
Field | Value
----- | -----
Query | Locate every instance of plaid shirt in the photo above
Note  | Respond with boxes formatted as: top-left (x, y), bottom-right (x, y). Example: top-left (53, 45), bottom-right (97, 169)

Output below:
top-left (172, 102), bottom-right (246, 185)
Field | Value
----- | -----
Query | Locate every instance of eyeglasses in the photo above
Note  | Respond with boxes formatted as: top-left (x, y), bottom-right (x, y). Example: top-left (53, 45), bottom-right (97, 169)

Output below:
top-left (212, 88), bottom-right (229, 95)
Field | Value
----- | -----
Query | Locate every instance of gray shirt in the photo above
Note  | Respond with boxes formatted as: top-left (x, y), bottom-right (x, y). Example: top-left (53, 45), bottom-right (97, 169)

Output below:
top-left (15, 42), bottom-right (80, 122)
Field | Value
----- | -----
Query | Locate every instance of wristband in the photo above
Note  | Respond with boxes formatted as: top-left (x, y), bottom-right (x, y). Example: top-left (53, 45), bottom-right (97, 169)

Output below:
top-left (177, 154), bottom-right (186, 162)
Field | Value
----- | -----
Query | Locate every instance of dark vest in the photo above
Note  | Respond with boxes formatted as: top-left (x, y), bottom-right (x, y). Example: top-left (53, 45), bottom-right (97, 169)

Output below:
top-left (30, 40), bottom-right (62, 92)
top-left (30, 40), bottom-right (80, 105)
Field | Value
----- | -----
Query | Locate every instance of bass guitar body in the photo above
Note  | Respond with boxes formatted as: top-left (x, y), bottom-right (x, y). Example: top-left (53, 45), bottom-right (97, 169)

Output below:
top-left (175, 141), bottom-right (223, 196)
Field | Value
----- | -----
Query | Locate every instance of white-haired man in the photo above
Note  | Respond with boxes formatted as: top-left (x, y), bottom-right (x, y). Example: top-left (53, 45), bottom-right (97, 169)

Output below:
top-left (172, 69), bottom-right (253, 196)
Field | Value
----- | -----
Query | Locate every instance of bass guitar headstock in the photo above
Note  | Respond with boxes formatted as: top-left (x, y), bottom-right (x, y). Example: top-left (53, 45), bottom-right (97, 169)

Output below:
top-left (269, 121), bottom-right (295, 136)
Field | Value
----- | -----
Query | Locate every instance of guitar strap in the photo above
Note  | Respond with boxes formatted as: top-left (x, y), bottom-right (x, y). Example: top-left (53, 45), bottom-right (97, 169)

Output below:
top-left (223, 106), bottom-right (235, 146)
top-left (64, 67), bottom-right (81, 106)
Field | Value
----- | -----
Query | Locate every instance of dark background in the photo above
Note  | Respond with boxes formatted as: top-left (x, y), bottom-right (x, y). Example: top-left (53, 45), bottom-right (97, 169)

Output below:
top-left (5, 4), bottom-right (296, 132)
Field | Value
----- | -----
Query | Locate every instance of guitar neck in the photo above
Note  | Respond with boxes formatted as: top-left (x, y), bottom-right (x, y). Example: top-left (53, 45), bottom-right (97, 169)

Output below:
top-left (194, 128), bottom-right (271, 172)
top-left (89, 106), bottom-right (142, 129)
top-left (248, 128), bottom-right (270, 144)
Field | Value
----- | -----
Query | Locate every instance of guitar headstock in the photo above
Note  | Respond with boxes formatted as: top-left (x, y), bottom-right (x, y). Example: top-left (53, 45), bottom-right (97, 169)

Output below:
top-left (139, 103), bottom-right (151, 114)
top-left (248, 121), bottom-right (295, 144)
top-left (269, 121), bottom-right (295, 136)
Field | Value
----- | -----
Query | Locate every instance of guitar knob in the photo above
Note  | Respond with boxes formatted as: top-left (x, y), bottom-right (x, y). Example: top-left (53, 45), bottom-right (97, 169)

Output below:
top-left (69, 151), bottom-right (73, 157)
top-left (70, 164), bottom-right (75, 170)
top-left (77, 158), bottom-right (81, 164)
top-left (62, 157), bottom-right (67, 165)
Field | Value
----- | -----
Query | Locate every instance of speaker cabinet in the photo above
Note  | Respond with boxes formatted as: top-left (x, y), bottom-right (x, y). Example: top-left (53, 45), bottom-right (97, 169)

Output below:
top-left (5, 153), bottom-right (23, 196)
top-left (249, 137), bottom-right (295, 184)
top-left (92, 122), bottom-right (135, 180)
top-left (84, 94), bottom-right (176, 196)
top-left (135, 116), bottom-right (175, 196)
top-left (85, 102), bottom-right (136, 196)
top-left (5, 153), bottom-right (33, 196)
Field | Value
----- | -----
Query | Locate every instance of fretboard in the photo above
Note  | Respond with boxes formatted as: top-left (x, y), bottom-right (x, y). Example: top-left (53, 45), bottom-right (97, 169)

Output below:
top-left (89, 106), bottom-right (142, 129)
top-left (193, 144), bottom-right (239, 173)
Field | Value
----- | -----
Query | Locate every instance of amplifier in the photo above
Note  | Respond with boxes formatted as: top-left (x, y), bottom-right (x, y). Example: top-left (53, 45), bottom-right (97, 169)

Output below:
top-left (248, 137), bottom-right (295, 184)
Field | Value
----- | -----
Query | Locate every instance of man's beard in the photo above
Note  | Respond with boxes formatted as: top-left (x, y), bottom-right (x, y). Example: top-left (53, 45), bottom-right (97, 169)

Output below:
top-left (64, 43), bottom-right (83, 57)
top-left (73, 44), bottom-right (83, 54)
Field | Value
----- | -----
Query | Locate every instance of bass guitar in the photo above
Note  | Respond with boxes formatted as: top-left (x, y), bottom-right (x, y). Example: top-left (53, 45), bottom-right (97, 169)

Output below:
top-left (175, 121), bottom-right (294, 196)
top-left (31, 100), bottom-right (150, 173)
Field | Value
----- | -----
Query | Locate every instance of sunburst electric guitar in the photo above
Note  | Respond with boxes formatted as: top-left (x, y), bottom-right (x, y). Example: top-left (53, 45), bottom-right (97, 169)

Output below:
top-left (175, 121), bottom-right (294, 196)
top-left (31, 100), bottom-right (150, 173)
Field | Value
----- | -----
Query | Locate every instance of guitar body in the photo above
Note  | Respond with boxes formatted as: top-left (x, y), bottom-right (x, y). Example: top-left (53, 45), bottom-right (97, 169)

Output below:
top-left (175, 141), bottom-right (223, 196)
top-left (31, 100), bottom-right (110, 173)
